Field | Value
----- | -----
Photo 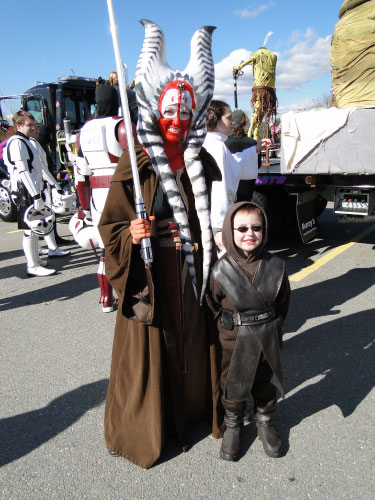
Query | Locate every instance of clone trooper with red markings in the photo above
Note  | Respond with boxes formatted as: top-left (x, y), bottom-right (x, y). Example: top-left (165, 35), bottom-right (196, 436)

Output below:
top-left (69, 83), bottom-right (134, 312)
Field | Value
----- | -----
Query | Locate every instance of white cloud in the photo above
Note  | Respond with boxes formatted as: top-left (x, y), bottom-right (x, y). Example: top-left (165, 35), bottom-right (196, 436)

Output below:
top-left (278, 97), bottom-right (316, 114)
top-left (277, 34), bottom-right (331, 91)
top-left (234, 3), bottom-right (271, 19)
top-left (214, 48), bottom-right (253, 101)
top-left (214, 29), bottom-right (332, 103)
top-left (289, 27), bottom-right (317, 43)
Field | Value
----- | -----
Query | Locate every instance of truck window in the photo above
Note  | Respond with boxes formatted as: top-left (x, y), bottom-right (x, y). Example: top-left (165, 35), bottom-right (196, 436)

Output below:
top-left (64, 97), bottom-right (77, 125)
top-left (64, 97), bottom-right (94, 129)
top-left (25, 98), bottom-right (43, 125)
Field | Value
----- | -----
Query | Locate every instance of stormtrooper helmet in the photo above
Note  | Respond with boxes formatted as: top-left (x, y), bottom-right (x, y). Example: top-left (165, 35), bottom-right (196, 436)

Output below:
top-left (51, 188), bottom-right (76, 215)
top-left (24, 205), bottom-right (55, 236)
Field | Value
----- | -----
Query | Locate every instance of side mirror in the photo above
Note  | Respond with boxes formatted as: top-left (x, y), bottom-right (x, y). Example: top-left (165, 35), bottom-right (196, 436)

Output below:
top-left (0, 119), bottom-right (9, 132)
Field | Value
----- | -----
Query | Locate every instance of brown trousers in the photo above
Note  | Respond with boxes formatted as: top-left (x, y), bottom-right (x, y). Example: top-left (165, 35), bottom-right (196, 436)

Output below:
top-left (221, 348), bottom-right (276, 413)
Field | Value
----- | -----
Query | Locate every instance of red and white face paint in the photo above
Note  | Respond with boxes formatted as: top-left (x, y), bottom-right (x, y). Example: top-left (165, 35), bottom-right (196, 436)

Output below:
top-left (158, 81), bottom-right (195, 143)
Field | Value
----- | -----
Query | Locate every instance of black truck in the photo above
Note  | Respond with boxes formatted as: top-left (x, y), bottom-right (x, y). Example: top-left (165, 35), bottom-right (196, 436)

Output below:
top-left (0, 76), bottom-right (97, 221)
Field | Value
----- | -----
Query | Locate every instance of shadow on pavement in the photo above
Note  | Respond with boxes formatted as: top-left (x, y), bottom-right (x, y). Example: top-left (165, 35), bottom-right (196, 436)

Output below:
top-left (286, 267), bottom-right (375, 333)
top-left (0, 249), bottom-right (24, 263)
top-left (267, 214), bottom-right (374, 277)
top-left (0, 249), bottom-right (98, 281)
top-left (279, 308), bottom-right (375, 454)
top-left (0, 273), bottom-right (99, 311)
top-left (0, 379), bottom-right (108, 467)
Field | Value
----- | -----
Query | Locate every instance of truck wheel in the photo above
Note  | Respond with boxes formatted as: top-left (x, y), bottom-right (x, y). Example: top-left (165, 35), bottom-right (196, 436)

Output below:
top-left (251, 189), bottom-right (285, 237)
top-left (315, 195), bottom-right (327, 217)
top-left (0, 184), bottom-right (17, 222)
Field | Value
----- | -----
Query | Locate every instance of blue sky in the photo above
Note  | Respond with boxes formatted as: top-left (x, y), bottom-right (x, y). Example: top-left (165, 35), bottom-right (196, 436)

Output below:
top-left (2, 0), bottom-right (343, 116)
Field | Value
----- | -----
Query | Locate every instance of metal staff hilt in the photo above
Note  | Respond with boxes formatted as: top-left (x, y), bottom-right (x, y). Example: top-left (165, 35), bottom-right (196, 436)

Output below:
top-left (106, 0), bottom-right (153, 267)
top-left (135, 197), bottom-right (153, 267)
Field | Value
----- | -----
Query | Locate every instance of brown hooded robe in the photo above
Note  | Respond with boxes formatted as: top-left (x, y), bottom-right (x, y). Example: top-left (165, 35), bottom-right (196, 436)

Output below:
top-left (206, 201), bottom-right (290, 406)
top-left (98, 145), bottom-right (223, 469)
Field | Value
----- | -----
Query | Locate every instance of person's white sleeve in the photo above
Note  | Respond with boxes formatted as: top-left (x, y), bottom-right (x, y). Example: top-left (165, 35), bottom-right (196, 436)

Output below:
top-left (42, 166), bottom-right (59, 188)
top-left (39, 148), bottom-right (59, 188)
top-left (18, 164), bottom-right (40, 198)
top-left (37, 143), bottom-right (48, 166)
top-left (8, 139), bottom-right (40, 198)
top-left (30, 140), bottom-right (57, 188)
top-left (210, 179), bottom-right (229, 230)
top-left (233, 146), bottom-right (258, 180)
top-left (209, 142), bottom-right (228, 230)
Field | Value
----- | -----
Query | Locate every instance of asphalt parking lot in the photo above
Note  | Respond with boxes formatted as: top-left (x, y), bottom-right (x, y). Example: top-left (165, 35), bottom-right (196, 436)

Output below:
top-left (0, 210), bottom-right (374, 500)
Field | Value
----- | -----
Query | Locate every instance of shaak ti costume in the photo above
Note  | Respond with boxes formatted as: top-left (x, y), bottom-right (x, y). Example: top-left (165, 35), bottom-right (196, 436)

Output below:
top-left (98, 20), bottom-right (224, 469)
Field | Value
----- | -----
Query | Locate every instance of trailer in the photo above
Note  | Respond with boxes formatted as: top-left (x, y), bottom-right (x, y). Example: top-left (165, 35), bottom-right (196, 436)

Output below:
top-left (252, 107), bottom-right (375, 242)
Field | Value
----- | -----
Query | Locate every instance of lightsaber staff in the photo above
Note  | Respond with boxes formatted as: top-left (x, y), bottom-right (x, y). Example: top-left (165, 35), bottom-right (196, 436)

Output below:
top-left (106, 0), bottom-right (153, 267)
top-left (232, 65), bottom-right (244, 110)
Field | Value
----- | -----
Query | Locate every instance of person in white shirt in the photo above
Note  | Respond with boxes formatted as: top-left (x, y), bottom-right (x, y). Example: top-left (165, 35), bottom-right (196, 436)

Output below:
top-left (203, 100), bottom-right (270, 250)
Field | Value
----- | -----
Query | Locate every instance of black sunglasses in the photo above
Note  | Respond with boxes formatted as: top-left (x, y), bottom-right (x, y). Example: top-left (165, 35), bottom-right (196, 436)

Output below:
top-left (234, 225), bottom-right (263, 233)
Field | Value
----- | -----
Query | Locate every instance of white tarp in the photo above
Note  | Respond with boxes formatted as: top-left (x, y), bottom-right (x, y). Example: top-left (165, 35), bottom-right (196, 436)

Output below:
top-left (280, 108), bottom-right (353, 173)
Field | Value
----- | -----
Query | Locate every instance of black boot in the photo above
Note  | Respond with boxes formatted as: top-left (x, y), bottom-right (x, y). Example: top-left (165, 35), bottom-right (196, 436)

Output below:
top-left (53, 221), bottom-right (73, 245)
top-left (255, 403), bottom-right (282, 458)
top-left (220, 409), bottom-right (243, 461)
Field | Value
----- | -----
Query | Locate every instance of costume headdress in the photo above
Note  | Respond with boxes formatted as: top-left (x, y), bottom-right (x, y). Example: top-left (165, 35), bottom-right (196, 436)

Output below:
top-left (135, 19), bottom-right (216, 302)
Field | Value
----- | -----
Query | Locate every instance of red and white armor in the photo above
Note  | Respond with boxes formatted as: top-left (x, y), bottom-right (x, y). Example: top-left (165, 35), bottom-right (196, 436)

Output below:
top-left (70, 116), bottom-right (128, 311)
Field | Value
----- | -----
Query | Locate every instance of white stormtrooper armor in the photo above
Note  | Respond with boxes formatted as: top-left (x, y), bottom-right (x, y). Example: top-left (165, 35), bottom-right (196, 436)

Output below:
top-left (5, 134), bottom-right (45, 200)
top-left (70, 116), bottom-right (127, 311)
top-left (4, 133), bottom-right (60, 276)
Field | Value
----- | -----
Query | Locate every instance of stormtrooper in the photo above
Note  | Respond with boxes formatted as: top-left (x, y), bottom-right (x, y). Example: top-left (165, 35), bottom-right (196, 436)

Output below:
top-left (29, 123), bottom-right (76, 247)
top-left (4, 111), bottom-right (71, 277)
top-left (69, 84), bottom-right (133, 312)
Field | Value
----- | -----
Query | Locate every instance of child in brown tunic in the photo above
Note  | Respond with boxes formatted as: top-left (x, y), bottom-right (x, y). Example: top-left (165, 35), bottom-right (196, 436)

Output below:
top-left (206, 201), bottom-right (290, 460)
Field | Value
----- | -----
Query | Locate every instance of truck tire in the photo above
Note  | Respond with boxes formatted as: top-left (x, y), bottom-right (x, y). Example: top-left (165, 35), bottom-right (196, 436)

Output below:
top-left (0, 184), bottom-right (17, 222)
top-left (251, 189), bottom-right (285, 236)
top-left (315, 195), bottom-right (328, 217)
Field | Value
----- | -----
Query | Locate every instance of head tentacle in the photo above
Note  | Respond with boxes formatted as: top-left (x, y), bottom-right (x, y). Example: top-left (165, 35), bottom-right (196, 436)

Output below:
top-left (135, 20), bottom-right (216, 300)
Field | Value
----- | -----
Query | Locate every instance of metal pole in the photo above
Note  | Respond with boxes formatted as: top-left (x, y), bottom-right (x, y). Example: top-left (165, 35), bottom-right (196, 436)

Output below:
top-left (106, 0), bottom-right (153, 266)
top-left (233, 74), bottom-right (238, 109)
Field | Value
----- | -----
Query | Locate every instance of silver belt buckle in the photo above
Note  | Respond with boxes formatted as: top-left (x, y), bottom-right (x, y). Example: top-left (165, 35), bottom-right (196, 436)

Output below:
top-left (233, 312), bottom-right (241, 326)
top-left (256, 312), bottom-right (269, 321)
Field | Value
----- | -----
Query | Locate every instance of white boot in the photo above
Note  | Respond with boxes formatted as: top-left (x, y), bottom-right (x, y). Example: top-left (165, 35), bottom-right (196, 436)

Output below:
top-left (23, 231), bottom-right (56, 277)
top-left (33, 236), bottom-right (48, 267)
top-left (44, 232), bottom-right (71, 258)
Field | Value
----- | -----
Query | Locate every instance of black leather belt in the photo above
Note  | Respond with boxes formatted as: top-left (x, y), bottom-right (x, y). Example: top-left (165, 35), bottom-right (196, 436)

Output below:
top-left (220, 307), bottom-right (275, 330)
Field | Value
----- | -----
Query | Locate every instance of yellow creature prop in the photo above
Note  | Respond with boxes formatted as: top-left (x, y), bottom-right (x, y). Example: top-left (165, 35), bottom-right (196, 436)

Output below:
top-left (233, 47), bottom-right (277, 140)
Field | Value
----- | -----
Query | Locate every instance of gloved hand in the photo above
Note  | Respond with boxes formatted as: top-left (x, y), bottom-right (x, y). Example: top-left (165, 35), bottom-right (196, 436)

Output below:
top-left (11, 192), bottom-right (19, 205)
top-left (33, 197), bottom-right (45, 211)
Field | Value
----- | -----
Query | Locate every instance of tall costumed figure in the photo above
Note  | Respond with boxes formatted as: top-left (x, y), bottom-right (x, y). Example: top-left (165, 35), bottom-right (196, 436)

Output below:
top-left (68, 0), bottom-right (139, 313)
top-left (98, 16), bottom-right (224, 469)
top-left (233, 32), bottom-right (277, 141)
